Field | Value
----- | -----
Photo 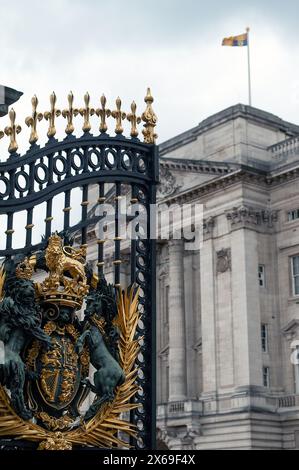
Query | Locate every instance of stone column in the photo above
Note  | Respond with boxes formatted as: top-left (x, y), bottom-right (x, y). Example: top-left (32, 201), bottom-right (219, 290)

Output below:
top-left (200, 236), bottom-right (217, 394)
top-left (227, 206), bottom-right (264, 387)
top-left (168, 239), bottom-right (187, 402)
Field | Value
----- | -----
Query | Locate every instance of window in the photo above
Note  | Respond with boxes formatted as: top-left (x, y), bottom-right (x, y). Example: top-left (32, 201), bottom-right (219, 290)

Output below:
top-left (261, 324), bottom-right (268, 353)
top-left (288, 209), bottom-right (299, 221)
top-left (258, 264), bottom-right (265, 287)
top-left (263, 366), bottom-right (270, 388)
top-left (291, 256), bottom-right (299, 296)
top-left (294, 346), bottom-right (299, 394)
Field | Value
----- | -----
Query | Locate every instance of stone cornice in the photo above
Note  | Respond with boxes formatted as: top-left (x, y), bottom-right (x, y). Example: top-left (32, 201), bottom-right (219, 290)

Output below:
top-left (160, 169), bottom-right (265, 205)
top-left (160, 157), bottom-right (240, 175)
top-left (158, 164), bottom-right (299, 206)
top-left (268, 164), bottom-right (299, 185)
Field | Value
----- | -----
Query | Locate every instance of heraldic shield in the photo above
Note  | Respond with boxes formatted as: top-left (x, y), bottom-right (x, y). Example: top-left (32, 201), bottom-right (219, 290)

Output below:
top-left (0, 233), bottom-right (142, 449)
top-left (26, 319), bottom-right (89, 412)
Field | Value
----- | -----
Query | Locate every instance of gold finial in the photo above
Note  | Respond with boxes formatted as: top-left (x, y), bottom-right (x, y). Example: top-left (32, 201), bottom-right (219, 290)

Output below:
top-left (111, 97), bottom-right (126, 135)
top-left (127, 101), bottom-right (141, 138)
top-left (25, 95), bottom-right (43, 145)
top-left (79, 92), bottom-right (95, 133)
top-left (4, 108), bottom-right (22, 153)
top-left (96, 94), bottom-right (111, 133)
top-left (44, 92), bottom-right (61, 138)
top-left (142, 87), bottom-right (157, 144)
top-left (62, 91), bottom-right (78, 135)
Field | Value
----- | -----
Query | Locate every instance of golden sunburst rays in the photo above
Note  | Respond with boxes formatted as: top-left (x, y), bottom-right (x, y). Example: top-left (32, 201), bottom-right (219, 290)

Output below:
top-left (0, 285), bottom-right (141, 450)
top-left (0, 266), bottom-right (6, 301)
top-left (65, 286), bottom-right (141, 448)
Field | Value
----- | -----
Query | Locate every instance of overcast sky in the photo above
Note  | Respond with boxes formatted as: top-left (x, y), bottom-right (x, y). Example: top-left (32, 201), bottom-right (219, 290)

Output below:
top-left (0, 0), bottom-right (299, 248)
top-left (1, 0), bottom-right (299, 150)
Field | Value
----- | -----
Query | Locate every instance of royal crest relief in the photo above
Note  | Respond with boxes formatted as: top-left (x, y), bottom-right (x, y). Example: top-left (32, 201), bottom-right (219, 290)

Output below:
top-left (0, 234), bottom-right (141, 449)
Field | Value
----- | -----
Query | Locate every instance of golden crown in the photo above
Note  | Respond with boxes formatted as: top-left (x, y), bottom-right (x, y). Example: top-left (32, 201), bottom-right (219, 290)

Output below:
top-left (35, 234), bottom-right (89, 309)
top-left (15, 255), bottom-right (36, 280)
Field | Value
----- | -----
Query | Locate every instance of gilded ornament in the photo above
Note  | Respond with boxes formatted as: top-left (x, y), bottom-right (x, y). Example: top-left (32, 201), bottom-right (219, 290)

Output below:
top-left (4, 108), bottom-right (22, 153)
top-left (79, 92), bottom-right (95, 132)
top-left (62, 91), bottom-right (78, 135)
top-left (142, 87), bottom-right (157, 144)
top-left (96, 94), bottom-right (111, 133)
top-left (127, 101), bottom-right (141, 138)
top-left (37, 432), bottom-right (72, 450)
top-left (44, 92), bottom-right (61, 138)
top-left (25, 95), bottom-right (43, 144)
top-left (0, 233), bottom-right (140, 449)
top-left (111, 97), bottom-right (126, 135)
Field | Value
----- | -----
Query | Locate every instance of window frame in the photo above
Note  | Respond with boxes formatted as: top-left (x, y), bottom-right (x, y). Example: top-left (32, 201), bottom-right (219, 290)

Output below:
top-left (261, 323), bottom-right (268, 353)
top-left (263, 366), bottom-right (270, 388)
top-left (291, 255), bottom-right (299, 297)
top-left (287, 209), bottom-right (299, 222)
top-left (258, 264), bottom-right (266, 288)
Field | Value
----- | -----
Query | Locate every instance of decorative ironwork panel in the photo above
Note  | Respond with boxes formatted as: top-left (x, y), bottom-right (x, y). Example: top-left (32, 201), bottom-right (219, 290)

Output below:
top-left (0, 89), bottom-right (158, 450)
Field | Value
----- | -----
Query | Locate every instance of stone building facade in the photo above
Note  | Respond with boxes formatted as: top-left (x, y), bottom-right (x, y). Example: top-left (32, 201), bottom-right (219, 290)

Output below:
top-left (86, 103), bottom-right (299, 449)
top-left (155, 104), bottom-right (299, 450)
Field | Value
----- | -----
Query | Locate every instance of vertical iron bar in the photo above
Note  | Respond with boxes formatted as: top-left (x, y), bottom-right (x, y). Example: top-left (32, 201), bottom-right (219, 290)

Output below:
top-left (5, 213), bottom-right (14, 251)
top-left (25, 208), bottom-right (34, 247)
top-left (149, 182), bottom-right (157, 450)
top-left (130, 184), bottom-right (137, 285)
top-left (81, 185), bottom-right (89, 246)
top-left (114, 182), bottom-right (121, 287)
top-left (97, 182), bottom-right (105, 278)
top-left (63, 189), bottom-right (71, 231)
top-left (45, 199), bottom-right (53, 239)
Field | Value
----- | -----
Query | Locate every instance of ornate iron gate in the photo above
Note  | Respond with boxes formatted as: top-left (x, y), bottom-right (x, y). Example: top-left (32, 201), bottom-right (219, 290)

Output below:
top-left (0, 89), bottom-right (158, 450)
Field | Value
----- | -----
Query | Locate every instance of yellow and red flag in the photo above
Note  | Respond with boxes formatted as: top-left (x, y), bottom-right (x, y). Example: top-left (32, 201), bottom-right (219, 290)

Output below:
top-left (222, 32), bottom-right (248, 47)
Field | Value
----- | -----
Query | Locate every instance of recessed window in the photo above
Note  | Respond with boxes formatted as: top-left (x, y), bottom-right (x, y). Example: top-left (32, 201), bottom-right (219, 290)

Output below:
top-left (291, 256), bottom-right (299, 296)
top-left (288, 209), bottom-right (299, 221)
top-left (261, 324), bottom-right (268, 353)
top-left (294, 346), bottom-right (299, 394)
top-left (258, 264), bottom-right (265, 287)
top-left (263, 366), bottom-right (270, 388)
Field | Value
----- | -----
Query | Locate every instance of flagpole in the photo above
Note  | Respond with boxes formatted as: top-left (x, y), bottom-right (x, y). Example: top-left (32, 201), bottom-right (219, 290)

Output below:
top-left (246, 27), bottom-right (252, 106)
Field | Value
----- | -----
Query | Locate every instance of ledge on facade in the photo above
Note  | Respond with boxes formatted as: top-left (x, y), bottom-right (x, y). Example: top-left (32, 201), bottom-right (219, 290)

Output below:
top-left (160, 156), bottom-right (241, 174)
top-left (157, 400), bottom-right (203, 419)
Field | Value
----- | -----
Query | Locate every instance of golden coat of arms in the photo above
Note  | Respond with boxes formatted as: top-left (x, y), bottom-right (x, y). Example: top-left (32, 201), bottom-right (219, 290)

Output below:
top-left (0, 233), bottom-right (140, 450)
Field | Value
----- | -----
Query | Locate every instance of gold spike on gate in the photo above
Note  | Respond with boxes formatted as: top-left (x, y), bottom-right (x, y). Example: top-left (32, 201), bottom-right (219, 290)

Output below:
top-left (79, 92), bottom-right (95, 133)
top-left (25, 95), bottom-right (43, 145)
top-left (62, 91), bottom-right (78, 135)
top-left (44, 92), bottom-right (61, 138)
top-left (142, 88), bottom-right (157, 144)
top-left (4, 108), bottom-right (22, 153)
top-left (96, 94), bottom-right (111, 133)
top-left (127, 101), bottom-right (141, 138)
top-left (0, 87), bottom-right (158, 153)
top-left (111, 97), bottom-right (126, 135)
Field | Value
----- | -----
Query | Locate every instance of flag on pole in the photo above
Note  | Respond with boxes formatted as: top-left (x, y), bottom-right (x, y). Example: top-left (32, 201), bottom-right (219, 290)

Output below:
top-left (221, 28), bottom-right (252, 106)
top-left (222, 32), bottom-right (248, 47)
